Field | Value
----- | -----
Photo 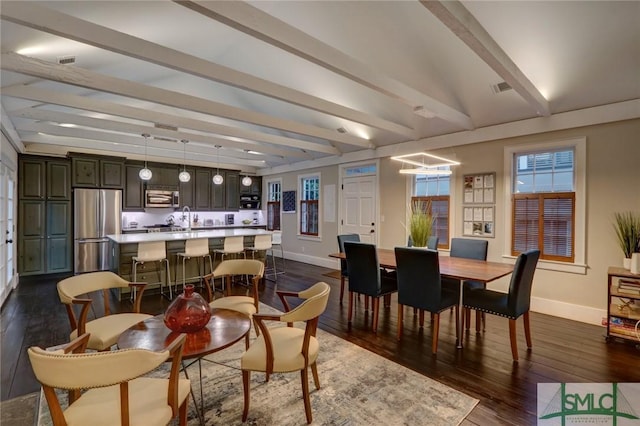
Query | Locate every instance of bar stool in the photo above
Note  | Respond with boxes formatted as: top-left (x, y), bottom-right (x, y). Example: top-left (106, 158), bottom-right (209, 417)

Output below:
top-left (245, 234), bottom-right (275, 275)
top-left (213, 236), bottom-right (246, 262)
top-left (267, 231), bottom-right (285, 281)
top-left (132, 241), bottom-right (171, 300)
top-left (176, 238), bottom-right (214, 292)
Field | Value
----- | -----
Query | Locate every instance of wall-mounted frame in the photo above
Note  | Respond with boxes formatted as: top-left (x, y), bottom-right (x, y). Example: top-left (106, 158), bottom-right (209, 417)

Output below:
top-left (462, 172), bottom-right (496, 238)
top-left (282, 190), bottom-right (296, 213)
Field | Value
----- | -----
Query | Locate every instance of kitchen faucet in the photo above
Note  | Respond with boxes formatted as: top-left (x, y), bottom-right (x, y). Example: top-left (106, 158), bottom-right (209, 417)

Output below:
top-left (182, 206), bottom-right (191, 231)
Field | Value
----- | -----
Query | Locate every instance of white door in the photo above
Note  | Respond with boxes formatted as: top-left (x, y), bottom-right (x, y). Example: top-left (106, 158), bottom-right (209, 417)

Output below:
top-left (341, 175), bottom-right (377, 244)
top-left (0, 163), bottom-right (16, 305)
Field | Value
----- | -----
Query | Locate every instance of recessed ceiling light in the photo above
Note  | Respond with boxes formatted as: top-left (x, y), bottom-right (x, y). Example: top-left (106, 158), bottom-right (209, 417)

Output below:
top-left (59, 123), bottom-right (76, 128)
top-left (336, 127), bottom-right (347, 134)
top-left (244, 150), bottom-right (261, 155)
top-left (17, 46), bottom-right (45, 55)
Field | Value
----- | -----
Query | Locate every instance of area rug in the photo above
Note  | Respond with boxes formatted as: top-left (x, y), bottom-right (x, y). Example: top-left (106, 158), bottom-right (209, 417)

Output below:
top-left (38, 304), bottom-right (478, 425)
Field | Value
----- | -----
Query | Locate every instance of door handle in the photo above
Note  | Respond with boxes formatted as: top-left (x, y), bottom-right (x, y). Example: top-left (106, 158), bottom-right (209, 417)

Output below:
top-left (370, 229), bottom-right (375, 233)
top-left (5, 239), bottom-right (13, 244)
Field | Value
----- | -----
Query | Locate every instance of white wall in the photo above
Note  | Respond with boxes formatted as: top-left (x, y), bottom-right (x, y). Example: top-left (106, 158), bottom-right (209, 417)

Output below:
top-left (266, 118), bottom-right (640, 325)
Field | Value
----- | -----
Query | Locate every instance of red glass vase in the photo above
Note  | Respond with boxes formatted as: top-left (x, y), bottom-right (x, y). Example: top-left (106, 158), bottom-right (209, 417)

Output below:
top-left (164, 285), bottom-right (212, 333)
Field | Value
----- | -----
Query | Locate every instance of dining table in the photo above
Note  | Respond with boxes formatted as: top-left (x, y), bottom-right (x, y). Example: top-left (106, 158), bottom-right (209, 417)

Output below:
top-left (329, 248), bottom-right (515, 348)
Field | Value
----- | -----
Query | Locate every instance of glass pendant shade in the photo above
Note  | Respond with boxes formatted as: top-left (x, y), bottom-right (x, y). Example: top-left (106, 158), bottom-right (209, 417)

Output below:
top-left (139, 133), bottom-right (152, 181)
top-left (242, 176), bottom-right (252, 186)
top-left (178, 139), bottom-right (191, 182)
top-left (179, 170), bottom-right (191, 182)
top-left (213, 144), bottom-right (223, 184)
top-left (164, 285), bottom-right (211, 333)
top-left (139, 166), bottom-right (152, 181)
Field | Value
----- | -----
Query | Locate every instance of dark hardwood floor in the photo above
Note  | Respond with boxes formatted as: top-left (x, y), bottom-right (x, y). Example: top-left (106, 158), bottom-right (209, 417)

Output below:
top-left (2, 260), bottom-right (639, 425)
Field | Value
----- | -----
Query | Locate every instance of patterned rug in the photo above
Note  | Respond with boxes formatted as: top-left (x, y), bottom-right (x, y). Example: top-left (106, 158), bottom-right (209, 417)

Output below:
top-left (38, 304), bottom-right (478, 425)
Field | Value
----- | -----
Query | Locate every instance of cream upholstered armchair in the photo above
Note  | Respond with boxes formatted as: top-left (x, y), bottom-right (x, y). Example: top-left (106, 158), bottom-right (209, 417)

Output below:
top-left (57, 271), bottom-right (152, 351)
top-left (241, 282), bottom-right (330, 424)
top-left (203, 259), bottom-right (264, 346)
top-left (28, 333), bottom-right (191, 426)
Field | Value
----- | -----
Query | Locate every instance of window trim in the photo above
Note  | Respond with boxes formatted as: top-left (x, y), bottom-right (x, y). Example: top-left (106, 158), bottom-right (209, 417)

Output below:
top-left (503, 137), bottom-right (587, 274)
top-left (297, 172), bottom-right (321, 239)
top-left (411, 195), bottom-right (450, 249)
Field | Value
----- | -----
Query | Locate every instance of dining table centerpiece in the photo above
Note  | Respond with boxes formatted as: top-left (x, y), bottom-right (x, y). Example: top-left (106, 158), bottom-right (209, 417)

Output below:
top-left (409, 198), bottom-right (434, 248)
top-left (164, 284), bottom-right (212, 333)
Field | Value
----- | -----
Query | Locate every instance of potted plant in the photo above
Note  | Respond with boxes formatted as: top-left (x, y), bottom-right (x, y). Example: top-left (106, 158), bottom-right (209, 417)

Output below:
top-left (409, 199), bottom-right (434, 248)
top-left (613, 211), bottom-right (640, 269)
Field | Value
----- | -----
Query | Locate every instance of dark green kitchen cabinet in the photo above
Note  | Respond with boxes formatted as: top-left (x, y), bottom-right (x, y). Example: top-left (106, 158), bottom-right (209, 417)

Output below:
top-left (147, 163), bottom-right (179, 188)
top-left (70, 154), bottom-right (124, 189)
top-left (179, 167), bottom-right (195, 208)
top-left (18, 155), bottom-right (72, 276)
top-left (239, 175), bottom-right (262, 196)
top-left (211, 171), bottom-right (226, 210)
top-left (194, 169), bottom-right (211, 211)
top-left (225, 171), bottom-right (240, 211)
top-left (124, 164), bottom-right (144, 211)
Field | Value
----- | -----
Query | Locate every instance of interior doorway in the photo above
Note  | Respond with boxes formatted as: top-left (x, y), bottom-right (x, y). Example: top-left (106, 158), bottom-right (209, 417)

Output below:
top-left (340, 163), bottom-right (378, 244)
top-left (0, 163), bottom-right (16, 306)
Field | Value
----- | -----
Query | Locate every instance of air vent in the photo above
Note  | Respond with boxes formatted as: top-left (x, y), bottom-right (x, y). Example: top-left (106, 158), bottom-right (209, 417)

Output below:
top-left (57, 55), bottom-right (76, 65)
top-left (154, 123), bottom-right (178, 132)
top-left (491, 81), bottom-right (512, 94)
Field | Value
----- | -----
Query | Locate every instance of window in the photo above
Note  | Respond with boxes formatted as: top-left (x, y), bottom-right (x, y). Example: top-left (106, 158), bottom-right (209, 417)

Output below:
top-left (299, 175), bottom-right (320, 236)
top-left (266, 180), bottom-right (281, 231)
top-left (412, 169), bottom-right (450, 249)
top-left (512, 149), bottom-right (575, 262)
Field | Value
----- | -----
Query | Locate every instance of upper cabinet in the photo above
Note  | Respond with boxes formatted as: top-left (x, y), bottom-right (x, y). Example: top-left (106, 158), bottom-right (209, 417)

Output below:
top-left (239, 176), bottom-right (262, 196)
top-left (19, 158), bottom-right (46, 199)
top-left (179, 167), bottom-right (196, 209)
top-left (70, 153), bottom-right (124, 189)
top-left (123, 163), bottom-right (144, 211)
top-left (146, 162), bottom-right (179, 189)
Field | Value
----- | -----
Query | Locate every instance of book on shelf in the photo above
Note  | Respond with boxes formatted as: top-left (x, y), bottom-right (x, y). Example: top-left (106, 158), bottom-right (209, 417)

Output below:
top-left (617, 285), bottom-right (640, 295)
top-left (619, 279), bottom-right (640, 288)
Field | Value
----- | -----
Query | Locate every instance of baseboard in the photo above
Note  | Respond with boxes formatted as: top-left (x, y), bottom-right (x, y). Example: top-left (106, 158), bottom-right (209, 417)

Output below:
top-left (531, 296), bottom-right (606, 326)
top-left (279, 251), bottom-right (340, 270)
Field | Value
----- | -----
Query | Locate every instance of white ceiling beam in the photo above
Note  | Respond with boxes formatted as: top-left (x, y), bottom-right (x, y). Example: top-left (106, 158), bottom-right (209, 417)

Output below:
top-left (0, 2), bottom-right (414, 138)
top-left (175, 0), bottom-right (474, 130)
top-left (1, 105), bottom-right (25, 153)
top-left (16, 123), bottom-right (266, 168)
top-left (1, 84), bottom-right (330, 156)
top-left (420, 0), bottom-right (551, 117)
top-left (1, 52), bottom-right (370, 149)
top-left (11, 108), bottom-right (307, 159)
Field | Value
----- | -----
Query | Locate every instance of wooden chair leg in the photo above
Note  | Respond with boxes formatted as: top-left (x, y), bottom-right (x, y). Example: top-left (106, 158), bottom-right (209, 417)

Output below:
top-left (372, 298), bottom-right (380, 333)
top-left (384, 293), bottom-right (391, 308)
top-left (509, 319), bottom-right (519, 362)
top-left (301, 367), bottom-right (313, 424)
top-left (413, 307), bottom-right (417, 316)
top-left (348, 292), bottom-right (354, 324)
top-left (432, 313), bottom-right (440, 354)
top-left (365, 295), bottom-right (369, 311)
top-left (523, 311), bottom-right (532, 349)
top-left (242, 370), bottom-right (251, 421)
top-left (475, 310), bottom-right (482, 333)
top-left (419, 310), bottom-right (425, 328)
top-left (340, 276), bottom-right (345, 305)
top-left (311, 362), bottom-right (320, 389)
top-left (397, 304), bottom-right (403, 340)
top-left (465, 307), bottom-right (471, 330)
top-left (178, 395), bottom-right (188, 426)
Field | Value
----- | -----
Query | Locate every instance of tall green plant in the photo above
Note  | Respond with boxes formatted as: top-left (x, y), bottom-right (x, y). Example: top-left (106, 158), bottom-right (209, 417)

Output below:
top-left (410, 199), bottom-right (434, 247)
top-left (613, 212), bottom-right (640, 258)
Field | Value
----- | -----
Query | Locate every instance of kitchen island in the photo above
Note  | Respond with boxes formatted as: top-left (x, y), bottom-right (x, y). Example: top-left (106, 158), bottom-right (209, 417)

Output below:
top-left (107, 228), bottom-right (272, 296)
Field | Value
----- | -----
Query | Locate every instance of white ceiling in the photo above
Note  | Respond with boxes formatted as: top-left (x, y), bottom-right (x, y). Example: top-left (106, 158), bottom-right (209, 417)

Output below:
top-left (1, 1), bottom-right (639, 174)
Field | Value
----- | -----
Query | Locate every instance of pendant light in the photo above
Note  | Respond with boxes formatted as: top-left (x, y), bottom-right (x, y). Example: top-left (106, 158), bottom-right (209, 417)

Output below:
top-left (138, 133), bottom-right (152, 181)
top-left (241, 149), bottom-right (252, 186)
top-left (212, 145), bottom-right (224, 185)
top-left (178, 139), bottom-right (191, 183)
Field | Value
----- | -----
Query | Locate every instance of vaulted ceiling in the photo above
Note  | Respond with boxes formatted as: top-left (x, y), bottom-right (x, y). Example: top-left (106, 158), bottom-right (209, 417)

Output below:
top-left (1, 1), bottom-right (639, 175)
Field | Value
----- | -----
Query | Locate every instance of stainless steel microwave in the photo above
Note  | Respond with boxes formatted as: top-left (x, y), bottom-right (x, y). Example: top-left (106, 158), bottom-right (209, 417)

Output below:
top-left (145, 190), bottom-right (179, 208)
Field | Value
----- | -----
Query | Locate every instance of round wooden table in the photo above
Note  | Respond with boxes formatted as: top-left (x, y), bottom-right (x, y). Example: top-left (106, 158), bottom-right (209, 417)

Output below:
top-left (117, 308), bottom-right (251, 425)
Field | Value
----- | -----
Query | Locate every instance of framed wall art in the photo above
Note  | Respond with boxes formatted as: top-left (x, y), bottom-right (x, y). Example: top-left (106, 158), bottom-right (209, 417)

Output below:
top-left (462, 172), bottom-right (496, 238)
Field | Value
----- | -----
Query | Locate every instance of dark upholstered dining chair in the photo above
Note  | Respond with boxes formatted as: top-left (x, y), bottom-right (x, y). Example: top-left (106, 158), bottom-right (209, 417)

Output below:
top-left (442, 238), bottom-right (489, 328)
top-left (337, 234), bottom-right (360, 304)
top-left (394, 247), bottom-right (459, 354)
top-left (344, 241), bottom-right (397, 333)
top-left (463, 249), bottom-right (540, 362)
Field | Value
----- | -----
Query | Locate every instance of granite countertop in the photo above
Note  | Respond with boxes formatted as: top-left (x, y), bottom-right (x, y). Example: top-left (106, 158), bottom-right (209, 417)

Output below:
top-left (107, 228), bottom-right (272, 244)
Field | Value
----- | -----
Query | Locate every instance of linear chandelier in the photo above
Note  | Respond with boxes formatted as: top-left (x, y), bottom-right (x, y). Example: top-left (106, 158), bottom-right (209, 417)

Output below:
top-left (391, 152), bottom-right (459, 176)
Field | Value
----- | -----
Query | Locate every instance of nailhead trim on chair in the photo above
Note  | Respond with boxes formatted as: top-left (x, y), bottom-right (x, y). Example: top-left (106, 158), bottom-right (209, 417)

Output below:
top-left (462, 305), bottom-right (518, 320)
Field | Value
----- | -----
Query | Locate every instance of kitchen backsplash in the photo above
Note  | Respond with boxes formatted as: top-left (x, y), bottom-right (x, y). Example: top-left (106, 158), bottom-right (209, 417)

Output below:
top-left (122, 209), bottom-right (264, 229)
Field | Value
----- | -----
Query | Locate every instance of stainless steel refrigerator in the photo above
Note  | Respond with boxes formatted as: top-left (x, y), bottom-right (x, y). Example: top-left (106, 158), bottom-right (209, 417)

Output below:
top-left (74, 189), bottom-right (122, 274)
